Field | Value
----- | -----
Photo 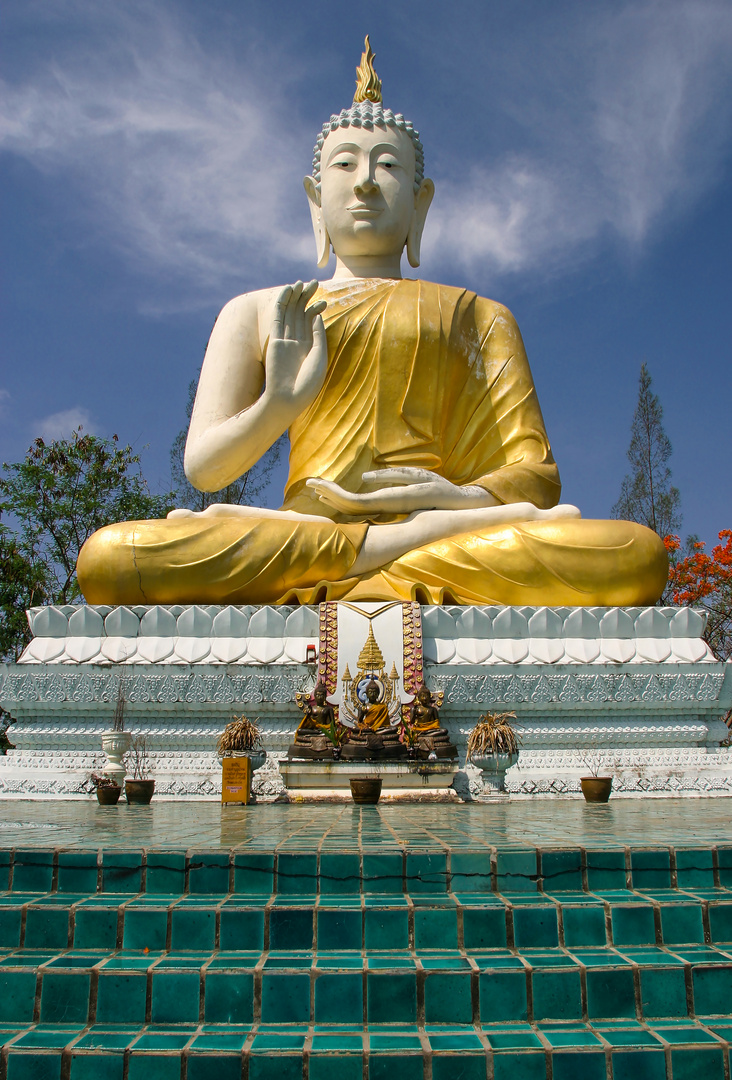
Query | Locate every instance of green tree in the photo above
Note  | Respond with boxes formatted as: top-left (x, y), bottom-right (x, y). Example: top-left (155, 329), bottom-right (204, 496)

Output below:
top-left (612, 362), bottom-right (681, 539)
top-left (0, 529), bottom-right (49, 751)
top-left (0, 429), bottom-right (172, 610)
top-left (0, 430), bottom-right (171, 751)
top-left (170, 373), bottom-right (285, 511)
top-left (0, 528), bottom-right (48, 663)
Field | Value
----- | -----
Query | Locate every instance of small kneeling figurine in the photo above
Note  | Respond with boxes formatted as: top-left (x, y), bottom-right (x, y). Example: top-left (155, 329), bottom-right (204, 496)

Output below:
top-left (407, 684), bottom-right (457, 760)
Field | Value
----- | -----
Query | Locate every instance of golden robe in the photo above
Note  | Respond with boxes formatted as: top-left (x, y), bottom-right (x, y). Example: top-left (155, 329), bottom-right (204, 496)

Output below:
top-left (77, 279), bottom-right (668, 606)
top-left (358, 701), bottom-right (392, 732)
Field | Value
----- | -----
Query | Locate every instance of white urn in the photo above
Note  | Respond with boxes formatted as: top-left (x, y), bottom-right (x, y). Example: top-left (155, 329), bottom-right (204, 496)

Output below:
top-left (471, 752), bottom-right (519, 795)
top-left (101, 730), bottom-right (132, 784)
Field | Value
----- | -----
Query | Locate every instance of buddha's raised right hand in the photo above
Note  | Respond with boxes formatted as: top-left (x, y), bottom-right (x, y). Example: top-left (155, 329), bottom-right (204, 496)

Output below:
top-left (264, 280), bottom-right (328, 417)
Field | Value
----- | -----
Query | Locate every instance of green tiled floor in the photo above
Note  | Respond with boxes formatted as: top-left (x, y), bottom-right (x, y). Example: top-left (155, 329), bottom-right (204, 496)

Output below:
top-left (0, 802), bottom-right (731, 1078)
top-left (0, 798), bottom-right (730, 850)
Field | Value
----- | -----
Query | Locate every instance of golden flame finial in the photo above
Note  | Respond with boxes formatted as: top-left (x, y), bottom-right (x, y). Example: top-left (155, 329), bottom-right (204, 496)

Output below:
top-left (354, 35), bottom-right (382, 104)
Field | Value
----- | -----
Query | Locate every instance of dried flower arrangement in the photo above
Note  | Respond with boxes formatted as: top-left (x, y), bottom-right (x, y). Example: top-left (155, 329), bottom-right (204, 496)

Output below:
top-left (466, 712), bottom-right (520, 758)
top-left (217, 715), bottom-right (262, 756)
top-left (578, 753), bottom-right (620, 778)
top-left (90, 772), bottom-right (120, 790)
top-left (125, 735), bottom-right (152, 780)
top-left (112, 681), bottom-right (126, 732)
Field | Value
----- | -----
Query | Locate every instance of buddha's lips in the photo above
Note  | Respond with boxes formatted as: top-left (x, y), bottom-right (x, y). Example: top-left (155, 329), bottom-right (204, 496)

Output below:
top-left (348, 206), bottom-right (382, 218)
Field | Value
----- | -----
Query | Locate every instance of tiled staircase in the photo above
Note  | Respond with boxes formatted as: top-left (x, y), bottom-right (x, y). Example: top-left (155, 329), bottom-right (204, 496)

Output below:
top-left (1, 820), bottom-right (732, 1079)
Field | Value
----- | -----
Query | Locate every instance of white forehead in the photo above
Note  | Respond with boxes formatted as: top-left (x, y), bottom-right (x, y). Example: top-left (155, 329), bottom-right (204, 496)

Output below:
top-left (321, 125), bottom-right (416, 171)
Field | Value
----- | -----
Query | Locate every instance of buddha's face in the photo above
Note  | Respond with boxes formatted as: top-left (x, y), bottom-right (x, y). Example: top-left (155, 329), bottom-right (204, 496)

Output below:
top-left (418, 688), bottom-right (431, 705)
top-left (365, 684), bottom-right (380, 704)
top-left (314, 686), bottom-right (326, 705)
top-left (318, 126), bottom-right (418, 259)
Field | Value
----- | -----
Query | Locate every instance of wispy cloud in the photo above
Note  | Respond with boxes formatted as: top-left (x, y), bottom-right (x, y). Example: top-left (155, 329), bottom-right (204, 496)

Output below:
top-left (35, 407), bottom-right (97, 442)
top-left (425, 0), bottom-right (732, 280)
top-left (0, 2), bottom-right (313, 302)
top-left (1, 0), bottom-right (730, 298)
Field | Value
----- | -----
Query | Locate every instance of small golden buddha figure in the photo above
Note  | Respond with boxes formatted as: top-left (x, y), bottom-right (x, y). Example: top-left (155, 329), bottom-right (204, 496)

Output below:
top-left (291, 681), bottom-right (339, 759)
top-left (407, 684), bottom-right (457, 760)
top-left (298, 681), bottom-right (336, 731)
top-left (342, 678), bottom-right (402, 760)
top-left (76, 38), bottom-right (668, 608)
top-left (357, 679), bottom-right (392, 732)
top-left (410, 684), bottom-right (442, 733)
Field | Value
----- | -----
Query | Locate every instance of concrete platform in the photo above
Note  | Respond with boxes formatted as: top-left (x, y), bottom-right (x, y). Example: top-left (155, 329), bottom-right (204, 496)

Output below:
top-left (3, 602), bottom-right (730, 800)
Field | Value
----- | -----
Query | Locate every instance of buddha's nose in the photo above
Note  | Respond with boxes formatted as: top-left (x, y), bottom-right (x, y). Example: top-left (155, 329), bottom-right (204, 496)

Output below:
top-left (354, 171), bottom-right (378, 196)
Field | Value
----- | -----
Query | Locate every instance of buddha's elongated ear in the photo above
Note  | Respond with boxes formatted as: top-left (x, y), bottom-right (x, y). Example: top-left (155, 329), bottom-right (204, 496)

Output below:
top-left (303, 176), bottom-right (331, 269)
top-left (406, 178), bottom-right (435, 268)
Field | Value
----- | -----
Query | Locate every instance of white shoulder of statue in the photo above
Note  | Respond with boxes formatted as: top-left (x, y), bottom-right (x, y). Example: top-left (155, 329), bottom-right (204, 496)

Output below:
top-left (211, 285), bottom-right (290, 352)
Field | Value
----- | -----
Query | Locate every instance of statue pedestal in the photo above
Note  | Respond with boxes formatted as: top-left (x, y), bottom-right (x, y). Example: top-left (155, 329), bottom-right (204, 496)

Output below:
top-left (1, 602), bottom-right (730, 800)
top-left (279, 759), bottom-right (458, 798)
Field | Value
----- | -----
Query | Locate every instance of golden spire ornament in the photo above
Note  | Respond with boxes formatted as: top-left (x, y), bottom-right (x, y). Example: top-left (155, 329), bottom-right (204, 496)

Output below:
top-left (354, 35), bottom-right (382, 103)
top-left (357, 622), bottom-right (385, 673)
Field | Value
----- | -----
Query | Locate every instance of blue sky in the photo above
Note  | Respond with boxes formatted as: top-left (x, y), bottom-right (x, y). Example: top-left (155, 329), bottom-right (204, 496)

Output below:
top-left (1, 0), bottom-right (730, 546)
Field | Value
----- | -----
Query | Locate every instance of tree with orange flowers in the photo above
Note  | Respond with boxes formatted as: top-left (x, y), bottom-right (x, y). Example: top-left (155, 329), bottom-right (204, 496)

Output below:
top-left (665, 531), bottom-right (732, 661)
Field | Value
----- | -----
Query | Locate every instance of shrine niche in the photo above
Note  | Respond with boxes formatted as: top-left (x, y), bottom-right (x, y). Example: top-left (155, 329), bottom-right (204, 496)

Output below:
top-left (287, 612), bottom-right (457, 768)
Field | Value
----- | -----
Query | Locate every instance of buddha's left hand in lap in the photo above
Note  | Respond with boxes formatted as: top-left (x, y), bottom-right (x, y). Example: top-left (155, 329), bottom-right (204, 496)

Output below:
top-left (306, 467), bottom-right (497, 514)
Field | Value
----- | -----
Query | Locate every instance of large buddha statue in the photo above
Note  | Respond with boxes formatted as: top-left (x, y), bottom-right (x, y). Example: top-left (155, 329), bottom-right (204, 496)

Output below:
top-left (78, 39), bottom-right (667, 608)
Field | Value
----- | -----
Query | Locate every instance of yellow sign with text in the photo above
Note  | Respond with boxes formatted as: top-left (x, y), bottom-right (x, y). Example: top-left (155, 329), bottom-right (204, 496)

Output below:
top-left (221, 756), bottom-right (253, 805)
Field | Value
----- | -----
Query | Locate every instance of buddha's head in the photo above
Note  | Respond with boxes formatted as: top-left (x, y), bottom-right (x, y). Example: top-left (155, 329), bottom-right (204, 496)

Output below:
top-left (313, 682), bottom-right (327, 705)
top-left (417, 685), bottom-right (432, 706)
top-left (365, 678), bottom-right (381, 704)
top-left (304, 37), bottom-right (434, 270)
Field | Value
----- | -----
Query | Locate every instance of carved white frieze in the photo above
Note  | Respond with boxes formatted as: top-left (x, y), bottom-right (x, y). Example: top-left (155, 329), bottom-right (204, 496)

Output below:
top-left (64, 636), bottom-right (102, 664)
top-left (174, 637), bottom-right (211, 664)
top-left (101, 637), bottom-right (138, 663)
top-left (24, 637), bottom-right (66, 663)
top-left (455, 638), bottom-right (492, 664)
top-left (426, 668), bottom-right (727, 707)
top-left (136, 637), bottom-right (175, 664)
top-left (16, 603), bottom-right (719, 668)
top-left (140, 606), bottom-right (177, 637)
top-left (247, 638), bottom-right (285, 664)
top-left (104, 606), bottom-right (139, 637)
top-left (177, 606), bottom-right (213, 637)
top-left (210, 637), bottom-right (248, 663)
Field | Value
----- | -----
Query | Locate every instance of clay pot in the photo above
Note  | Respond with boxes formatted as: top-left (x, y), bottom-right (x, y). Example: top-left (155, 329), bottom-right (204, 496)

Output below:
top-left (349, 777), bottom-right (382, 804)
top-left (125, 779), bottom-right (155, 805)
top-left (580, 776), bottom-right (613, 803)
top-left (96, 785), bottom-right (121, 806)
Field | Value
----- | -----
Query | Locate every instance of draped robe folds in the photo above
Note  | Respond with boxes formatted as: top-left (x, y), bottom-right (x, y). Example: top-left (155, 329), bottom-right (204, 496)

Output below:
top-left (358, 702), bottom-right (392, 732)
top-left (77, 279), bottom-right (668, 607)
